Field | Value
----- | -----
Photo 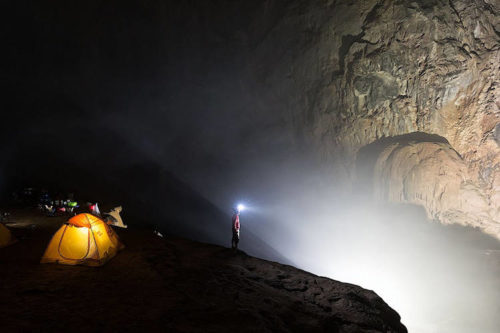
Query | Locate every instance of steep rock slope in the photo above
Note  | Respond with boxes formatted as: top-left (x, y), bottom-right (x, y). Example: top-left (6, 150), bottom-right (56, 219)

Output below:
top-left (246, 0), bottom-right (500, 237)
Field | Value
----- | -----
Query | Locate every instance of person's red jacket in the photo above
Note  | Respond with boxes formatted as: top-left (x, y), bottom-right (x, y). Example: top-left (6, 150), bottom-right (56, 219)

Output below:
top-left (232, 213), bottom-right (240, 232)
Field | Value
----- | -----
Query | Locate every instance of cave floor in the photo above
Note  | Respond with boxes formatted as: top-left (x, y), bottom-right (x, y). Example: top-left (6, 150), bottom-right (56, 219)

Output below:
top-left (0, 208), bottom-right (407, 332)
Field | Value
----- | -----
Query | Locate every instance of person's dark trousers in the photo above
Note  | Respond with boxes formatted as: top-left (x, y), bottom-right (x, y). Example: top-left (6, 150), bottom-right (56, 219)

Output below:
top-left (232, 231), bottom-right (239, 250)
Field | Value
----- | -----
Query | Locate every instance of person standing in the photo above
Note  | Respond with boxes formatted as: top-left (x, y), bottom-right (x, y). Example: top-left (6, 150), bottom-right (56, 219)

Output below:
top-left (231, 207), bottom-right (240, 250)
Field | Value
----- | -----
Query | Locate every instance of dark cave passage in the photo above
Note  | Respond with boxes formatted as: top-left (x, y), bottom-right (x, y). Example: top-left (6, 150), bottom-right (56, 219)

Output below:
top-left (355, 131), bottom-right (451, 193)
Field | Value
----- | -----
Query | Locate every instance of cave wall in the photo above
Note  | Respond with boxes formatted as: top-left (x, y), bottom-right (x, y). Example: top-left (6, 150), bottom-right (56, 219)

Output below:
top-left (244, 0), bottom-right (499, 237)
top-left (373, 140), bottom-right (498, 236)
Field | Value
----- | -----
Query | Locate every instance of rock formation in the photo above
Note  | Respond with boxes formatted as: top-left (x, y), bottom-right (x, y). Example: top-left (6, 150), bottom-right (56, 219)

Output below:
top-left (373, 138), bottom-right (499, 236)
top-left (245, 0), bottom-right (500, 238)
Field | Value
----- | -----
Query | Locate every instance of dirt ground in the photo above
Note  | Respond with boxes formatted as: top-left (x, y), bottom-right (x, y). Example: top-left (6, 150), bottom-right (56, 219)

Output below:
top-left (0, 208), bottom-right (406, 332)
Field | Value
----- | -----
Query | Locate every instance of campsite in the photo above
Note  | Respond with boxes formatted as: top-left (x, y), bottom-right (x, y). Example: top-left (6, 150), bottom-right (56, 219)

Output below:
top-left (5, 0), bottom-right (500, 331)
top-left (1, 207), bottom-right (175, 331)
top-left (0, 206), bottom-right (406, 332)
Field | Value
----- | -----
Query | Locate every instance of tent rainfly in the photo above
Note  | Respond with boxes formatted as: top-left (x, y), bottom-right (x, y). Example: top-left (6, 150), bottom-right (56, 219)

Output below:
top-left (41, 213), bottom-right (124, 266)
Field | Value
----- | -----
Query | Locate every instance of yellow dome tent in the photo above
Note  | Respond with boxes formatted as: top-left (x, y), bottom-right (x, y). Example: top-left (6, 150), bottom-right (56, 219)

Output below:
top-left (0, 223), bottom-right (17, 248)
top-left (41, 213), bottom-right (124, 266)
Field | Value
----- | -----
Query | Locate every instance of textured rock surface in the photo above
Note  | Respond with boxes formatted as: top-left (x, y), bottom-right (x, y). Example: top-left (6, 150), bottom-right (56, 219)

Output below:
top-left (373, 140), bottom-right (500, 236)
top-left (245, 0), bottom-right (500, 238)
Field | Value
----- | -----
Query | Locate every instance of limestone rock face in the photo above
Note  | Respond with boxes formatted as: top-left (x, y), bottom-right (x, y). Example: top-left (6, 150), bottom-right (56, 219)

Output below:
top-left (246, 0), bottom-right (500, 238)
top-left (374, 140), bottom-right (500, 237)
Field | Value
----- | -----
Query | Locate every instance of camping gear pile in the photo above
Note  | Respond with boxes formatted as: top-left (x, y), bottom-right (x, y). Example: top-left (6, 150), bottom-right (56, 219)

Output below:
top-left (103, 206), bottom-right (127, 228)
top-left (1, 192), bottom-right (128, 267)
top-left (40, 198), bottom-right (80, 217)
top-left (88, 202), bottom-right (101, 217)
top-left (9, 187), bottom-right (80, 216)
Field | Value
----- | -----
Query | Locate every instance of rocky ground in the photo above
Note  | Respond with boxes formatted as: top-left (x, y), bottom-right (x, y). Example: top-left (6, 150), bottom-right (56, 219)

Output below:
top-left (0, 209), bottom-right (406, 332)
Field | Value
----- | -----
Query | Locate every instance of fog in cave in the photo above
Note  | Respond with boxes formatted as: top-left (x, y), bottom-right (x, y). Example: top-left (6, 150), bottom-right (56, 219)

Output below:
top-left (239, 182), bottom-right (500, 332)
top-left (1, 1), bottom-right (499, 332)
